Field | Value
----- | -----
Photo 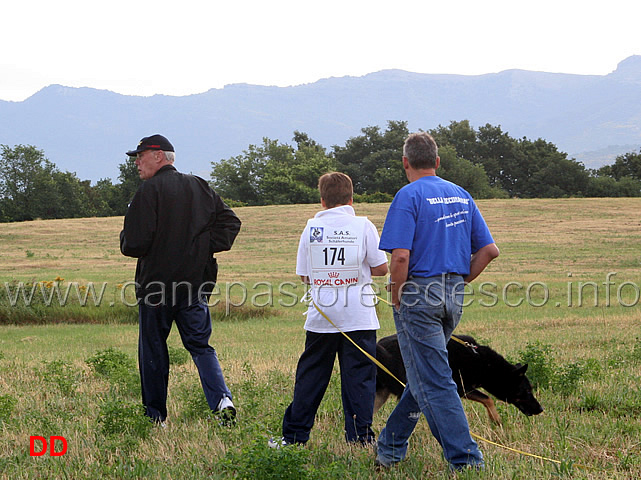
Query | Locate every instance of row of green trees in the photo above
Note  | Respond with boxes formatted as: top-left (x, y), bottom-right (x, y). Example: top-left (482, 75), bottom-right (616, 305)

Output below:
top-left (0, 145), bottom-right (141, 222)
top-left (211, 120), bottom-right (641, 205)
top-left (2, 120), bottom-right (641, 222)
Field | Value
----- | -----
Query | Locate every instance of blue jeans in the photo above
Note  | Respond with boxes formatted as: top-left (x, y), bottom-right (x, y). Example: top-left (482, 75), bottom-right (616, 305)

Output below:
top-left (138, 293), bottom-right (231, 421)
top-left (377, 275), bottom-right (483, 470)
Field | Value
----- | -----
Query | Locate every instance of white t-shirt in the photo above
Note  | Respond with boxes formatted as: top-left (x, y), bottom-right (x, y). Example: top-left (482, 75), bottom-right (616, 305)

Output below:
top-left (296, 205), bottom-right (388, 333)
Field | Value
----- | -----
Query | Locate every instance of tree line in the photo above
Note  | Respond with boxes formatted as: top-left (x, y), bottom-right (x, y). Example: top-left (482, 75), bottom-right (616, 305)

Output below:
top-left (0, 145), bottom-right (142, 222)
top-left (211, 120), bottom-right (641, 205)
top-left (2, 120), bottom-right (641, 222)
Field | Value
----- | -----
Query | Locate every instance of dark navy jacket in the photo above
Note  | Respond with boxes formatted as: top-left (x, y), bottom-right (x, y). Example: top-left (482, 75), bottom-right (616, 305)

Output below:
top-left (120, 165), bottom-right (241, 299)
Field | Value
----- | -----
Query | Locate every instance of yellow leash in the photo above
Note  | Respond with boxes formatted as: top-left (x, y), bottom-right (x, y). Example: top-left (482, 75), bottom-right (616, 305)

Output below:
top-left (310, 298), bottom-right (406, 389)
top-left (310, 295), bottom-right (595, 472)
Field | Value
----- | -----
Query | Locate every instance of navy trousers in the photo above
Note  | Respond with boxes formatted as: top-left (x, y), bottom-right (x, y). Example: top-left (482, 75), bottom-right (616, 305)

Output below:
top-left (138, 294), bottom-right (231, 421)
top-left (282, 330), bottom-right (377, 444)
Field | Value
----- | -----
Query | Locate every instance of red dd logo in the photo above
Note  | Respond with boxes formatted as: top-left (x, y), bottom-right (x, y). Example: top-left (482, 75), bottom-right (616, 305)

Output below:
top-left (29, 436), bottom-right (68, 456)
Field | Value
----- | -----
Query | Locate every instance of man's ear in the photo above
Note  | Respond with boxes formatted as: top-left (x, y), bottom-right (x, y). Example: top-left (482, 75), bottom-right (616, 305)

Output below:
top-left (152, 150), bottom-right (165, 165)
top-left (435, 156), bottom-right (441, 170)
top-left (402, 156), bottom-right (410, 170)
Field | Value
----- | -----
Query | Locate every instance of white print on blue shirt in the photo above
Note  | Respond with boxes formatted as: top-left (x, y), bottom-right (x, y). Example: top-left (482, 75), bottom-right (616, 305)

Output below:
top-left (428, 196), bottom-right (470, 228)
top-left (425, 196), bottom-right (470, 205)
top-left (435, 209), bottom-right (470, 228)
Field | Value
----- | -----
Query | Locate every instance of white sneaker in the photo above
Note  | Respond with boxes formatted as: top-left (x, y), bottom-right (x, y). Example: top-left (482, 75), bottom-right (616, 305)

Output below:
top-left (214, 396), bottom-right (236, 426)
top-left (268, 437), bottom-right (289, 449)
top-left (216, 396), bottom-right (234, 411)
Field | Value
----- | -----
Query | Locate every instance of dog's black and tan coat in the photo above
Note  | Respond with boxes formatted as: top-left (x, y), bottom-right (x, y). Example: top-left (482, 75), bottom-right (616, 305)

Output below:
top-left (375, 334), bottom-right (543, 424)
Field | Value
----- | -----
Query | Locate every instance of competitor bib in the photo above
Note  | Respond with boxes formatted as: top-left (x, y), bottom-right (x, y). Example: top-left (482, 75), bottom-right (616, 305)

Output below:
top-left (307, 217), bottom-right (366, 288)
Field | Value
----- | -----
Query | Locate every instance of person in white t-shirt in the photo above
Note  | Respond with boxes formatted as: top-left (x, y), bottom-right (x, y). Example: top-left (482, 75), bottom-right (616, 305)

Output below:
top-left (277, 172), bottom-right (388, 446)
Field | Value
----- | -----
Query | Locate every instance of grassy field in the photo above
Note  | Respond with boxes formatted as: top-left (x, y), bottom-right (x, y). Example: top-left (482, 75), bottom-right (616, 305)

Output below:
top-left (1, 198), bottom-right (641, 479)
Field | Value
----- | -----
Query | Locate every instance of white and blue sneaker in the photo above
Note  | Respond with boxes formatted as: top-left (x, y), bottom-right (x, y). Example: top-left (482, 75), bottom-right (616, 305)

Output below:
top-left (214, 396), bottom-right (236, 426)
top-left (267, 437), bottom-right (291, 449)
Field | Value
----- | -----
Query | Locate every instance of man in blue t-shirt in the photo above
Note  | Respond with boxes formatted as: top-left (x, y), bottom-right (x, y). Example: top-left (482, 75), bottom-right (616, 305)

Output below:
top-left (375, 132), bottom-right (499, 473)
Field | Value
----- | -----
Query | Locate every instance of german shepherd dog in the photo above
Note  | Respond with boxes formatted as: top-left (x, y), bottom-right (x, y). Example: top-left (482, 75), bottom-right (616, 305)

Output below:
top-left (375, 334), bottom-right (543, 424)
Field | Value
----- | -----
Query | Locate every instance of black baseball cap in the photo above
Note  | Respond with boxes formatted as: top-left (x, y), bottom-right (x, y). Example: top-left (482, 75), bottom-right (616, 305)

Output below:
top-left (126, 134), bottom-right (174, 156)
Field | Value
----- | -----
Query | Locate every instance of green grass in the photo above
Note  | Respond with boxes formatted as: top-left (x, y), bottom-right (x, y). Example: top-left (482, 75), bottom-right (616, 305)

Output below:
top-left (1, 198), bottom-right (641, 478)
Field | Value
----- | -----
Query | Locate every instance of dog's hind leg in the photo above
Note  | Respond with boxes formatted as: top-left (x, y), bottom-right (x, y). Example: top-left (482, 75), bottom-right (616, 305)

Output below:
top-left (464, 389), bottom-right (501, 424)
top-left (374, 388), bottom-right (392, 414)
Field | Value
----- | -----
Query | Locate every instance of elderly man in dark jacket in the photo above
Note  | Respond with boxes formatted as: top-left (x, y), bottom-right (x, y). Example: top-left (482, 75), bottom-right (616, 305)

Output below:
top-left (120, 134), bottom-right (241, 426)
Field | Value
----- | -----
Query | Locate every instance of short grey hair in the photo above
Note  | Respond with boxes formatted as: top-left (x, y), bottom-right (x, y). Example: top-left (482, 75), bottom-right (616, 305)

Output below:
top-left (403, 132), bottom-right (438, 169)
top-left (163, 151), bottom-right (175, 164)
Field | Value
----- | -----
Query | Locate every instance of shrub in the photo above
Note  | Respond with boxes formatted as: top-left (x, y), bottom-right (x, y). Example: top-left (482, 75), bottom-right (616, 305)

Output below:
top-left (38, 359), bottom-right (82, 396)
top-left (86, 348), bottom-right (139, 396)
top-left (517, 342), bottom-right (555, 390)
top-left (221, 438), bottom-right (314, 480)
top-left (552, 361), bottom-right (586, 397)
top-left (86, 348), bottom-right (135, 377)
top-left (99, 398), bottom-right (151, 437)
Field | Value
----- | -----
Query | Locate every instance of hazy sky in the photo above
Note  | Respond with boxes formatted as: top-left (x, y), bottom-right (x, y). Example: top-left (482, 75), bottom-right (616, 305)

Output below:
top-left (1, 0), bottom-right (639, 102)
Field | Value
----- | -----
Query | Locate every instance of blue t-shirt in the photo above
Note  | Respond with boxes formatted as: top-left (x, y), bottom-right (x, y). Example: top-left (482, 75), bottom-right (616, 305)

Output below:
top-left (379, 176), bottom-right (494, 278)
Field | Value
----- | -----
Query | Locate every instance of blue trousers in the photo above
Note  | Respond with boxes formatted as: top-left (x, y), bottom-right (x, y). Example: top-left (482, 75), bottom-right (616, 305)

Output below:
top-left (138, 294), bottom-right (231, 421)
top-left (282, 330), bottom-right (377, 444)
top-left (377, 275), bottom-right (483, 470)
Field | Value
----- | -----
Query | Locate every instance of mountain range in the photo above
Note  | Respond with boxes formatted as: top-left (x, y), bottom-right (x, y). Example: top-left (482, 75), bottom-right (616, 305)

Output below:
top-left (1, 56), bottom-right (640, 183)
